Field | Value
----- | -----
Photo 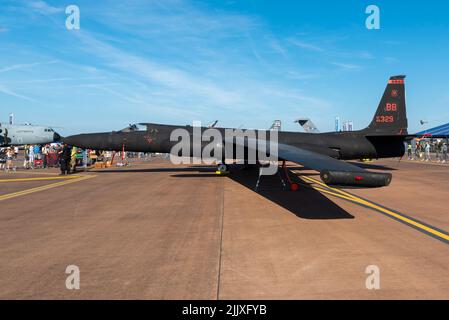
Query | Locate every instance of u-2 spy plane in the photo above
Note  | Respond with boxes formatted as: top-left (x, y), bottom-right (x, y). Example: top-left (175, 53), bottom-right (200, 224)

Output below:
top-left (64, 75), bottom-right (409, 189)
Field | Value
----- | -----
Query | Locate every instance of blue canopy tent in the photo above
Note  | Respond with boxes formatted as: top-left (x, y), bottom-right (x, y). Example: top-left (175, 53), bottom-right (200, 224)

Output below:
top-left (415, 123), bottom-right (449, 137)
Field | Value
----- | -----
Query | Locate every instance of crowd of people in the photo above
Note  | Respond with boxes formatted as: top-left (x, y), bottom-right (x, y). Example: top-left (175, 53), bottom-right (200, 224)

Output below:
top-left (407, 139), bottom-right (448, 163)
top-left (0, 147), bottom-right (15, 171)
top-left (0, 144), bottom-right (90, 174)
top-left (0, 144), bottom-right (140, 174)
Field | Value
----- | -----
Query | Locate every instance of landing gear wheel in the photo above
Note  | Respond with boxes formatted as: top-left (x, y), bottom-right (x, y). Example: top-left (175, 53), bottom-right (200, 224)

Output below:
top-left (217, 163), bottom-right (229, 174)
top-left (281, 161), bottom-right (299, 191)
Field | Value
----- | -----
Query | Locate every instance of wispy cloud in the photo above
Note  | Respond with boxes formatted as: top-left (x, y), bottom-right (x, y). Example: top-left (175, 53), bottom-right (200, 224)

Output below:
top-left (74, 31), bottom-right (253, 108)
top-left (289, 39), bottom-right (324, 52)
top-left (287, 36), bottom-right (374, 73)
top-left (0, 0), bottom-right (335, 130)
top-left (74, 29), bottom-right (333, 119)
top-left (269, 38), bottom-right (287, 57)
top-left (0, 0), bottom-right (446, 134)
top-left (10, 76), bottom-right (108, 84)
top-left (357, 51), bottom-right (374, 59)
top-left (0, 61), bottom-right (57, 73)
top-left (286, 71), bottom-right (322, 80)
top-left (0, 84), bottom-right (40, 103)
top-left (331, 62), bottom-right (361, 70)
top-left (384, 57), bottom-right (398, 64)
top-left (27, 0), bottom-right (63, 15)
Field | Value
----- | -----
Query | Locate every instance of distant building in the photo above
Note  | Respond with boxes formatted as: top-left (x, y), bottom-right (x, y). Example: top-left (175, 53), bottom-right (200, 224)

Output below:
top-left (347, 121), bottom-right (354, 131)
top-left (341, 120), bottom-right (354, 132)
top-left (335, 117), bottom-right (340, 132)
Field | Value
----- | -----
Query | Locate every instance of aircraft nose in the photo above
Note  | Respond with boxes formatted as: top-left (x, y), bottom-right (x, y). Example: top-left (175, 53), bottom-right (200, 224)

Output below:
top-left (53, 132), bottom-right (61, 142)
top-left (63, 133), bottom-right (102, 149)
top-left (63, 132), bottom-right (117, 150)
top-left (63, 134), bottom-right (81, 146)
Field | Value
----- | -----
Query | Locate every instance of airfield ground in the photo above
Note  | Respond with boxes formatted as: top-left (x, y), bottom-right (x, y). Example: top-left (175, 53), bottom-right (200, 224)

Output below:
top-left (0, 157), bottom-right (448, 299)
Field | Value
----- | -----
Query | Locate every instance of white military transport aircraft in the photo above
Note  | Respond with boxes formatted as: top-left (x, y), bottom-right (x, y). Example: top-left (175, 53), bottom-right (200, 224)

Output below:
top-left (0, 122), bottom-right (61, 146)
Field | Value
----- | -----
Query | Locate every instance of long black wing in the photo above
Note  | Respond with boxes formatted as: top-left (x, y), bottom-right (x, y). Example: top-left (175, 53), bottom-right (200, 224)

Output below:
top-left (276, 143), bottom-right (392, 187)
top-left (224, 136), bottom-right (392, 187)
top-left (277, 143), bottom-right (363, 172)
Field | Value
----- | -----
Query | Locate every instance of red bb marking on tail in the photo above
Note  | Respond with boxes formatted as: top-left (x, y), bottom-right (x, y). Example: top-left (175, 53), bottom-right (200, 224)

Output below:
top-left (364, 75), bottom-right (408, 135)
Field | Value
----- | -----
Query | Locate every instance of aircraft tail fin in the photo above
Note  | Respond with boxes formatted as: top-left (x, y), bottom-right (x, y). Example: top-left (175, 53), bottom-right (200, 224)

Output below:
top-left (363, 75), bottom-right (408, 136)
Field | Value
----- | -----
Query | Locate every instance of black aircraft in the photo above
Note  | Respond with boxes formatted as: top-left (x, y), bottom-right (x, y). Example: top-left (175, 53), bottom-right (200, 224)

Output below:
top-left (64, 75), bottom-right (409, 188)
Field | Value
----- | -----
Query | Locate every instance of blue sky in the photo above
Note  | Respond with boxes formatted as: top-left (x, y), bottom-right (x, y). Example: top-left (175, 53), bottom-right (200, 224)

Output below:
top-left (0, 0), bottom-right (448, 135)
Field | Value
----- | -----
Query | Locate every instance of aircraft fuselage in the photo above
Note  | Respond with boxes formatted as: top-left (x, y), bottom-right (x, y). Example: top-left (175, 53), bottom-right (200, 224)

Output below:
top-left (0, 123), bottom-right (61, 146)
top-left (63, 123), bottom-right (405, 161)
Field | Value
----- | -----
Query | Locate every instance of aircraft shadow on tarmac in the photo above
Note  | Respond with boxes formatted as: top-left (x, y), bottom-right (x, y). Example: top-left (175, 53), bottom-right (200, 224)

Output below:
top-left (172, 165), bottom-right (354, 220)
top-left (92, 164), bottom-right (353, 219)
top-left (89, 166), bottom-right (216, 173)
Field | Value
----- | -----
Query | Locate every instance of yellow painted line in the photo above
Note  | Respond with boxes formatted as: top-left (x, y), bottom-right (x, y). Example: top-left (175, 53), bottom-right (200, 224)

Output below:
top-left (0, 175), bottom-right (83, 183)
top-left (298, 174), bottom-right (360, 201)
top-left (0, 175), bottom-right (95, 201)
top-left (291, 171), bottom-right (359, 200)
top-left (311, 186), bottom-right (360, 202)
top-left (293, 173), bottom-right (449, 242)
top-left (3, 171), bottom-right (62, 176)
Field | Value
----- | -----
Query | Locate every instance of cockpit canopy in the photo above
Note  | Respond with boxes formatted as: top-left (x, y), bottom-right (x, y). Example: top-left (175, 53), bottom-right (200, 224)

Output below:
top-left (120, 123), bottom-right (148, 132)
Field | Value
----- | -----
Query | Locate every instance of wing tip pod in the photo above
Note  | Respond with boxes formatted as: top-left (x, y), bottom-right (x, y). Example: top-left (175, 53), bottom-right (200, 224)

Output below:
top-left (320, 170), bottom-right (392, 188)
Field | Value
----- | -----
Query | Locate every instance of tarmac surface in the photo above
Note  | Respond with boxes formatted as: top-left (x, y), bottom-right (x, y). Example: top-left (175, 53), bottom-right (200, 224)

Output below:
top-left (0, 157), bottom-right (448, 299)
